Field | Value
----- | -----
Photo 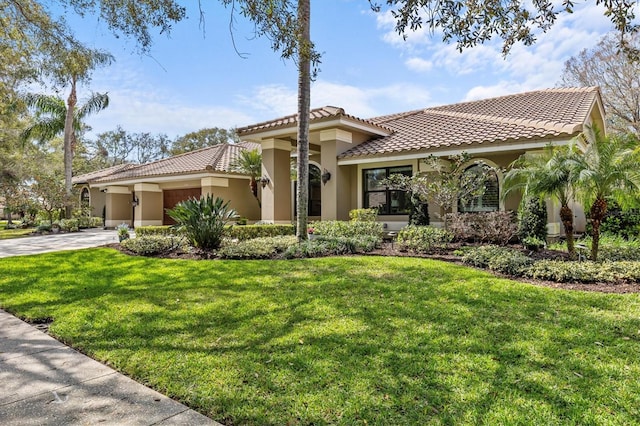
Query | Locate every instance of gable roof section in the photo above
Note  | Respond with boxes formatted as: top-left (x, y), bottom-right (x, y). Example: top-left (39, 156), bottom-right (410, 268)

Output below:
top-left (73, 163), bottom-right (138, 184)
top-left (339, 87), bottom-right (601, 160)
top-left (237, 106), bottom-right (393, 136)
top-left (83, 142), bottom-right (260, 184)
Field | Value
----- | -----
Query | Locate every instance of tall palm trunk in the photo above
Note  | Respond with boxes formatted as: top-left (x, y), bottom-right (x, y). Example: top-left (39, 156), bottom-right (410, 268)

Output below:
top-left (295, 0), bottom-right (310, 242)
top-left (63, 77), bottom-right (77, 219)
top-left (560, 204), bottom-right (576, 260)
top-left (589, 197), bottom-right (608, 261)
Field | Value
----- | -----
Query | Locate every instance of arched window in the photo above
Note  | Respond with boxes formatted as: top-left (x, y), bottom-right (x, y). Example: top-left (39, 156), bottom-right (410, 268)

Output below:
top-left (458, 164), bottom-right (499, 212)
top-left (80, 188), bottom-right (90, 206)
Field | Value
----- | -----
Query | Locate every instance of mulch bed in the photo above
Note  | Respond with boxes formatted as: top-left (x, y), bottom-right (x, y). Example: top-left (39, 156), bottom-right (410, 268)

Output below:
top-left (105, 242), bottom-right (640, 294)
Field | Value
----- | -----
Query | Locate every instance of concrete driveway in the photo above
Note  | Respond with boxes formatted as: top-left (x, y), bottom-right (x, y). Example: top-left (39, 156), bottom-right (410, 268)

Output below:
top-left (0, 229), bottom-right (121, 258)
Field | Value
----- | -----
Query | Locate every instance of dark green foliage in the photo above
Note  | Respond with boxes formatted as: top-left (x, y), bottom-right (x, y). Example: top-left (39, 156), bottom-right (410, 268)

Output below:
top-left (166, 195), bottom-right (237, 250)
top-left (408, 194), bottom-right (430, 226)
top-left (228, 224), bottom-right (295, 241)
top-left (120, 235), bottom-right (187, 256)
top-left (518, 196), bottom-right (547, 241)
top-left (397, 225), bottom-right (452, 253)
top-left (284, 236), bottom-right (379, 258)
top-left (596, 205), bottom-right (640, 238)
top-left (461, 245), bottom-right (533, 275)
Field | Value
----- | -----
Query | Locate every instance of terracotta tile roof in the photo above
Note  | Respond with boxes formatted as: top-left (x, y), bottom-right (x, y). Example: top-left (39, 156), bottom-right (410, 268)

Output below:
top-left (237, 106), bottom-right (392, 135)
top-left (339, 87), bottom-right (600, 159)
top-left (72, 163), bottom-right (138, 184)
top-left (88, 142), bottom-right (261, 184)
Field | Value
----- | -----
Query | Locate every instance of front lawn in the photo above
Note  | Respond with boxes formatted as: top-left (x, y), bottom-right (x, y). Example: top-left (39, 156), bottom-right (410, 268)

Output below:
top-left (1, 248), bottom-right (639, 425)
top-left (0, 222), bottom-right (34, 239)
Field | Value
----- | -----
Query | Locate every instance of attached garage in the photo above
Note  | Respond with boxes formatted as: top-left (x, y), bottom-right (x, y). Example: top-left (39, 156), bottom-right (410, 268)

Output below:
top-left (162, 188), bottom-right (202, 225)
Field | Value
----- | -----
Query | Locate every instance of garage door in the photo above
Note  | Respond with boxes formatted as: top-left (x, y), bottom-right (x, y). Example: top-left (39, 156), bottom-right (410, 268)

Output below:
top-left (163, 188), bottom-right (202, 225)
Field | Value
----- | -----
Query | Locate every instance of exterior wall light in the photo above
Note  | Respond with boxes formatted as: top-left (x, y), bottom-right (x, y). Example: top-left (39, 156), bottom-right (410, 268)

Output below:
top-left (131, 196), bottom-right (139, 207)
top-left (260, 176), bottom-right (270, 188)
top-left (321, 169), bottom-right (331, 185)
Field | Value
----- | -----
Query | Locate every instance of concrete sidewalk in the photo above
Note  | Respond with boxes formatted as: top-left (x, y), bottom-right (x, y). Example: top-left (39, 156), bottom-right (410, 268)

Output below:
top-left (0, 229), bottom-right (122, 258)
top-left (0, 310), bottom-right (218, 425)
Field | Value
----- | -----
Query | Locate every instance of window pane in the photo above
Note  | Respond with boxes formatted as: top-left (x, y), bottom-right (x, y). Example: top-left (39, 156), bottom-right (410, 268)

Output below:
top-left (389, 166), bottom-right (412, 177)
top-left (364, 169), bottom-right (387, 191)
top-left (365, 191), bottom-right (387, 213)
top-left (389, 190), bottom-right (411, 214)
top-left (459, 166), bottom-right (499, 212)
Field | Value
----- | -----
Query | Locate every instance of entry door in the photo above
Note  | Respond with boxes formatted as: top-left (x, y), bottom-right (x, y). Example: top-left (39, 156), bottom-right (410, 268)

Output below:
top-left (163, 188), bottom-right (202, 225)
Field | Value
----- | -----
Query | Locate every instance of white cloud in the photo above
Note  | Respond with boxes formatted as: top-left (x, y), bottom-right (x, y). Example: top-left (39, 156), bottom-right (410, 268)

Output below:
top-left (405, 57), bottom-right (433, 72)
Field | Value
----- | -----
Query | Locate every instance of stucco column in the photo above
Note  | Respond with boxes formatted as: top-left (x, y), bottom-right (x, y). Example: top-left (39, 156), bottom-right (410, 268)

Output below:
top-left (104, 186), bottom-right (132, 228)
top-left (320, 129), bottom-right (353, 220)
top-left (133, 183), bottom-right (163, 228)
top-left (261, 138), bottom-right (292, 223)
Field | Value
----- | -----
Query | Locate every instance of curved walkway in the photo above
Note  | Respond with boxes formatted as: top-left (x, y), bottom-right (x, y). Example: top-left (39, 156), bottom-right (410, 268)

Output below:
top-left (0, 231), bottom-right (219, 425)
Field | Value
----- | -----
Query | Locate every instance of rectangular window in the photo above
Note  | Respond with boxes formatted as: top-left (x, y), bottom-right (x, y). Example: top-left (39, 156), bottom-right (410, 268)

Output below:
top-left (363, 166), bottom-right (412, 215)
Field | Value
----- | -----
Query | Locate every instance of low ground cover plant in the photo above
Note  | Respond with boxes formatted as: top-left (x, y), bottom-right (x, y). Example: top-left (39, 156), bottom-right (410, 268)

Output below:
top-left (121, 235), bottom-right (189, 256)
top-left (311, 220), bottom-right (383, 240)
top-left (397, 225), bottom-right (452, 253)
top-left (1, 250), bottom-right (639, 425)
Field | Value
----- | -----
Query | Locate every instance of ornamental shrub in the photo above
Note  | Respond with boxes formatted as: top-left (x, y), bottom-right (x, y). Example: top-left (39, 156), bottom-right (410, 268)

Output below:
top-left (524, 260), bottom-right (640, 283)
top-left (312, 220), bottom-right (383, 241)
top-left (228, 224), bottom-right (295, 241)
top-left (218, 236), bottom-right (296, 259)
top-left (597, 206), bottom-right (640, 238)
top-left (518, 196), bottom-right (547, 241)
top-left (446, 211), bottom-right (518, 245)
top-left (397, 225), bottom-right (452, 253)
top-left (349, 208), bottom-right (378, 222)
top-left (283, 235), bottom-right (379, 259)
top-left (462, 245), bottom-right (532, 275)
top-left (136, 225), bottom-right (180, 236)
top-left (59, 218), bottom-right (79, 232)
top-left (121, 235), bottom-right (188, 256)
top-left (90, 217), bottom-right (103, 228)
top-left (166, 195), bottom-right (237, 250)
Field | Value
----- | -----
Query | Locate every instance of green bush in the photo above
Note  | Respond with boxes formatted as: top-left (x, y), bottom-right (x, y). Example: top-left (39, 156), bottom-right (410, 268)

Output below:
top-left (283, 236), bottom-right (379, 259)
top-left (218, 236), bottom-right (296, 259)
top-left (518, 196), bottom-right (547, 241)
top-left (135, 225), bottom-right (180, 236)
top-left (349, 208), bottom-right (378, 222)
top-left (77, 216), bottom-right (91, 229)
top-left (312, 220), bottom-right (383, 241)
top-left (90, 217), bottom-right (103, 228)
top-left (524, 260), bottom-right (640, 283)
top-left (462, 245), bottom-right (533, 275)
top-left (592, 203), bottom-right (640, 238)
top-left (166, 195), bottom-right (237, 250)
top-left (228, 224), bottom-right (295, 241)
top-left (397, 225), bottom-right (452, 253)
top-left (121, 235), bottom-right (188, 256)
top-left (59, 218), bottom-right (79, 232)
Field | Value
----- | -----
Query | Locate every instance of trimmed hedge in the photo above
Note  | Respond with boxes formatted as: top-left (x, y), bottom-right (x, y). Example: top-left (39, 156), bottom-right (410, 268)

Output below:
top-left (397, 225), bottom-right (452, 253)
top-left (284, 235), bottom-right (380, 259)
top-left (121, 235), bottom-right (188, 256)
top-left (461, 245), bottom-right (533, 276)
top-left (228, 224), bottom-right (295, 241)
top-left (311, 220), bottom-right (383, 240)
top-left (218, 236), bottom-right (296, 259)
top-left (135, 225), bottom-right (180, 236)
top-left (59, 218), bottom-right (79, 232)
top-left (524, 260), bottom-right (640, 283)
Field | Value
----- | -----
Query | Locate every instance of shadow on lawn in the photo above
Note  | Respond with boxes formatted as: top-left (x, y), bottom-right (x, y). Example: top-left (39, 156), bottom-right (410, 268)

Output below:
top-left (1, 249), bottom-right (639, 424)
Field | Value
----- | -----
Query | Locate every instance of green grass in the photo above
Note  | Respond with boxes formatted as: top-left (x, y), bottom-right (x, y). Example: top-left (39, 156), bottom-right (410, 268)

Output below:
top-left (0, 221), bottom-right (34, 239)
top-left (1, 248), bottom-right (639, 425)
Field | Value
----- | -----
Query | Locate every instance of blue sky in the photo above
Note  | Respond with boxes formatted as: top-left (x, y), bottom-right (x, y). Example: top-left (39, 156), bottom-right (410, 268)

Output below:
top-left (61, 0), bottom-right (614, 139)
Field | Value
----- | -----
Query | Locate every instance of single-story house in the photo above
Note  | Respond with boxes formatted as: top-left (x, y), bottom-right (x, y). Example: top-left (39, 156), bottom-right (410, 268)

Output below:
top-left (76, 87), bottom-right (604, 234)
top-left (73, 142), bottom-right (262, 228)
top-left (237, 86), bottom-right (604, 235)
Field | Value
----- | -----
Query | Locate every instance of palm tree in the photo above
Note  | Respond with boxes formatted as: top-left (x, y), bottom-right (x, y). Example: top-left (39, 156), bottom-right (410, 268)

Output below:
top-left (22, 91), bottom-right (109, 215)
top-left (230, 148), bottom-right (262, 207)
top-left (503, 144), bottom-right (579, 259)
top-left (570, 126), bottom-right (640, 261)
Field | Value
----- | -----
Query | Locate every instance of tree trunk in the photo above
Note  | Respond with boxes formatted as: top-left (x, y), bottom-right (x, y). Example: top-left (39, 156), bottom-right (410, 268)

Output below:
top-left (589, 197), bottom-right (608, 261)
top-left (295, 0), bottom-right (310, 242)
top-left (560, 204), bottom-right (576, 260)
top-left (63, 78), bottom-right (77, 219)
top-left (249, 177), bottom-right (261, 208)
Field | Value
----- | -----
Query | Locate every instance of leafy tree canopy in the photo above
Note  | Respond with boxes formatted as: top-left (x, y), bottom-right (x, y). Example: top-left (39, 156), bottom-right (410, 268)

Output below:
top-left (171, 127), bottom-right (239, 155)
